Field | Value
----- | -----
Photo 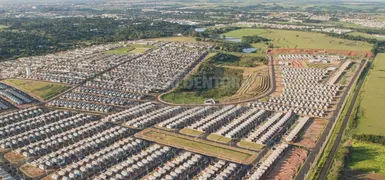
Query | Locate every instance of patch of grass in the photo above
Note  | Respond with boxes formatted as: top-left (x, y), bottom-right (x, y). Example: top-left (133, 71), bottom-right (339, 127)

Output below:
top-left (136, 128), bottom-right (258, 164)
top-left (106, 47), bottom-right (135, 54)
top-left (356, 54), bottom-right (385, 136)
top-left (162, 53), bottom-right (244, 104)
top-left (162, 92), bottom-right (208, 104)
top-left (223, 28), bottom-right (373, 52)
top-left (348, 140), bottom-right (385, 174)
top-left (237, 140), bottom-right (265, 151)
top-left (106, 44), bottom-right (154, 54)
top-left (207, 133), bottom-right (232, 144)
top-left (180, 128), bottom-right (205, 137)
top-left (149, 36), bottom-right (197, 42)
top-left (2, 79), bottom-right (69, 100)
top-left (212, 52), bottom-right (267, 67)
top-left (0, 25), bottom-right (8, 30)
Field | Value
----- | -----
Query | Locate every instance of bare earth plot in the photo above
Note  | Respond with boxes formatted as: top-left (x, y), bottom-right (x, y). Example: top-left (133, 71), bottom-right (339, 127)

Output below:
top-left (219, 65), bottom-right (270, 102)
top-left (296, 118), bottom-right (328, 149)
top-left (267, 147), bottom-right (308, 180)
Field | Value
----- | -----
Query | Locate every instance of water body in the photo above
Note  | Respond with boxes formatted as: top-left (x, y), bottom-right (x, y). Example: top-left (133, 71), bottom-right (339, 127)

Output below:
top-left (219, 35), bottom-right (242, 42)
top-left (242, 48), bottom-right (258, 53)
top-left (194, 28), bottom-right (206, 32)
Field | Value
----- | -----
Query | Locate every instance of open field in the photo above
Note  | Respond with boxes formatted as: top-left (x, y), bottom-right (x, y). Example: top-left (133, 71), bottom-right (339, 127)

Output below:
top-left (105, 47), bottom-right (135, 54)
top-left (2, 79), bottom-right (70, 100)
top-left (149, 36), bottom-right (197, 42)
top-left (348, 141), bottom-right (385, 175)
top-left (136, 128), bottom-right (258, 164)
top-left (161, 92), bottom-right (208, 104)
top-left (356, 54), bottom-right (385, 136)
top-left (223, 28), bottom-right (373, 52)
top-left (20, 164), bottom-right (46, 178)
top-left (207, 133), bottom-right (232, 144)
top-left (180, 128), bottom-right (205, 137)
top-left (4, 151), bottom-right (28, 164)
top-left (162, 52), bottom-right (269, 104)
top-left (106, 44), bottom-right (154, 54)
top-left (220, 65), bottom-right (269, 102)
top-left (0, 25), bottom-right (8, 29)
top-left (267, 147), bottom-right (308, 179)
top-left (237, 141), bottom-right (264, 151)
top-left (348, 32), bottom-right (385, 40)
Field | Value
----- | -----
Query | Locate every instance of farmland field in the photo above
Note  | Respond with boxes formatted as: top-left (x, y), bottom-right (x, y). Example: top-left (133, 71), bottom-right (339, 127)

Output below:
top-left (223, 28), bottom-right (373, 52)
top-left (356, 54), bottom-right (385, 136)
top-left (348, 141), bottom-right (385, 175)
top-left (136, 128), bottom-right (258, 164)
top-left (2, 79), bottom-right (70, 100)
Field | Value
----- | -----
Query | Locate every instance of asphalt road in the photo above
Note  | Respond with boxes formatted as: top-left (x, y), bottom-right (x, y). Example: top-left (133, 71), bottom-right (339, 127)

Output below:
top-left (295, 60), bottom-right (366, 180)
top-left (317, 60), bottom-right (367, 180)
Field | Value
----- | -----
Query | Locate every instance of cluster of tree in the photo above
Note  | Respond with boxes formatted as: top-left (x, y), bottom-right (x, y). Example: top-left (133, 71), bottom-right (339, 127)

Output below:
top-left (216, 41), bottom-right (251, 52)
top-left (241, 35), bottom-right (270, 44)
top-left (326, 32), bottom-right (385, 56)
top-left (372, 41), bottom-right (385, 55)
top-left (0, 17), bottom-right (193, 60)
top-left (210, 53), bottom-right (268, 67)
top-left (326, 33), bottom-right (379, 44)
top-left (176, 55), bottom-right (242, 98)
top-left (352, 134), bottom-right (385, 145)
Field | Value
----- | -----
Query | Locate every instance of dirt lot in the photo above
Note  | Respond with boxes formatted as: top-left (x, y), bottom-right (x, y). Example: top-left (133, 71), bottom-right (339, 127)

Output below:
top-left (220, 65), bottom-right (270, 102)
top-left (296, 118), bottom-right (328, 149)
top-left (267, 147), bottom-right (308, 180)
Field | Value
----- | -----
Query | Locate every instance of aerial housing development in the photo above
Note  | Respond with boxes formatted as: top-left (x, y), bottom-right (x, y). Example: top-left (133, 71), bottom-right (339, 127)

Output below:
top-left (0, 0), bottom-right (385, 180)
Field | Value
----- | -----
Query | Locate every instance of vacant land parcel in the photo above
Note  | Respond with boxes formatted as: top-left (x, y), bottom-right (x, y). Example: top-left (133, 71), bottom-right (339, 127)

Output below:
top-left (136, 128), bottom-right (258, 164)
top-left (106, 44), bottom-right (155, 54)
top-left (223, 29), bottom-right (373, 52)
top-left (356, 54), bottom-right (385, 136)
top-left (2, 79), bottom-right (69, 100)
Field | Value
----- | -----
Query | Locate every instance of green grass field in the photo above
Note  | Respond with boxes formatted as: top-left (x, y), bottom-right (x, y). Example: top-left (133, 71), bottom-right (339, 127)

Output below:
top-left (106, 44), bottom-right (154, 54)
top-left (162, 92), bottom-right (208, 104)
top-left (348, 32), bottom-right (385, 40)
top-left (0, 25), bottom-right (8, 29)
top-left (237, 141), bottom-right (265, 151)
top-left (3, 79), bottom-right (69, 100)
top-left (223, 28), bottom-right (373, 52)
top-left (356, 54), bottom-right (385, 136)
top-left (180, 128), bottom-right (205, 137)
top-left (348, 141), bottom-right (385, 174)
top-left (136, 128), bottom-right (257, 164)
top-left (207, 133), bottom-right (232, 144)
top-left (106, 47), bottom-right (135, 54)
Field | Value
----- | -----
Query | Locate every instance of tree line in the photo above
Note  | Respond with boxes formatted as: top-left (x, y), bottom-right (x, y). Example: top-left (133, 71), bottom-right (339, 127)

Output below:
top-left (0, 17), bottom-right (194, 61)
